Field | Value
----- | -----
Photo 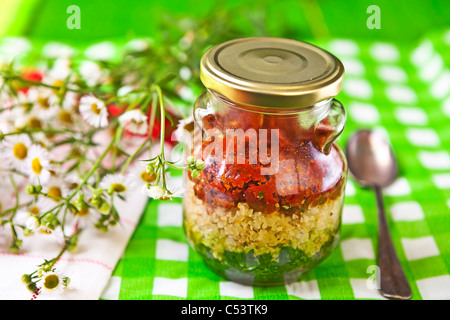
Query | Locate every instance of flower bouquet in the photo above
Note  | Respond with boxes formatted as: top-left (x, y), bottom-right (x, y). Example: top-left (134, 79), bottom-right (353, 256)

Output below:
top-left (0, 35), bottom-right (203, 296)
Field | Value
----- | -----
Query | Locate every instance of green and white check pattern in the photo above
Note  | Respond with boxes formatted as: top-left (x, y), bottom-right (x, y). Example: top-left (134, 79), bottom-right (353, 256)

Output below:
top-left (98, 32), bottom-right (450, 300)
top-left (1, 30), bottom-right (449, 300)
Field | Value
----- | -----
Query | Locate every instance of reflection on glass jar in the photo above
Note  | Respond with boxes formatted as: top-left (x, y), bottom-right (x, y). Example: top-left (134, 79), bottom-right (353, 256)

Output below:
top-left (182, 37), bottom-right (347, 286)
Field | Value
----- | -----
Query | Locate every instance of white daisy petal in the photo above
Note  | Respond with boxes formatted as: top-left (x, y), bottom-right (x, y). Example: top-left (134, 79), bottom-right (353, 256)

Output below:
top-left (39, 270), bottom-right (67, 295)
top-left (79, 60), bottom-right (103, 87)
top-left (118, 109), bottom-right (148, 135)
top-left (99, 173), bottom-right (135, 197)
top-left (79, 95), bottom-right (109, 128)
top-left (26, 144), bottom-right (51, 185)
top-left (144, 185), bottom-right (165, 199)
top-left (1, 134), bottom-right (32, 171)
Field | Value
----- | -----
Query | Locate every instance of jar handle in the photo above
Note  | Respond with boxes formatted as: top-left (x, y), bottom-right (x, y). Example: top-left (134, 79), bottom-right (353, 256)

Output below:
top-left (193, 92), bottom-right (216, 132)
top-left (312, 99), bottom-right (346, 155)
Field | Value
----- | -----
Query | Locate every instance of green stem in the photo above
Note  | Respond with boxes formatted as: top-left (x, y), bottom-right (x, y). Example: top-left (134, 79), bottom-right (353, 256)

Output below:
top-left (152, 84), bottom-right (168, 189)
top-left (1, 128), bottom-right (78, 137)
top-left (164, 162), bottom-right (186, 170)
top-left (1, 74), bottom-right (88, 94)
top-left (111, 125), bottom-right (124, 172)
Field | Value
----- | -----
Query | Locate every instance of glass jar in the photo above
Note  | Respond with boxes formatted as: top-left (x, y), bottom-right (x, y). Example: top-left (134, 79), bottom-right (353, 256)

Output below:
top-left (182, 37), bottom-right (347, 286)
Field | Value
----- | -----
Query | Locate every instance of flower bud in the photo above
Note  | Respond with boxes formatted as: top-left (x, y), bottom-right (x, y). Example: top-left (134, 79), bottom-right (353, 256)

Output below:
top-left (191, 169), bottom-right (200, 179)
top-left (146, 163), bottom-right (155, 175)
top-left (186, 156), bottom-right (195, 165)
top-left (26, 184), bottom-right (42, 195)
top-left (195, 159), bottom-right (205, 171)
top-left (26, 282), bottom-right (37, 293)
top-left (98, 201), bottom-right (110, 214)
top-left (41, 263), bottom-right (52, 272)
top-left (21, 274), bottom-right (32, 284)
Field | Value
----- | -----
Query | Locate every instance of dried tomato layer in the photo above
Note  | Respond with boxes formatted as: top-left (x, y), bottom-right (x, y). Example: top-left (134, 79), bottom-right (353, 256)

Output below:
top-left (190, 104), bottom-right (346, 214)
top-left (190, 141), bottom-right (345, 214)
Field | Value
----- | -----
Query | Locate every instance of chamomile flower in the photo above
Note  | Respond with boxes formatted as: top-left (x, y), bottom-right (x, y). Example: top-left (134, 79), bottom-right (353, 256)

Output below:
top-left (144, 184), bottom-right (165, 199)
top-left (38, 270), bottom-right (68, 295)
top-left (44, 57), bottom-right (73, 86)
top-left (26, 144), bottom-right (51, 185)
top-left (41, 176), bottom-right (69, 204)
top-left (79, 95), bottom-right (109, 128)
top-left (1, 134), bottom-right (32, 171)
top-left (27, 87), bottom-right (59, 119)
top-left (118, 109), bottom-right (148, 135)
top-left (14, 198), bottom-right (51, 227)
top-left (172, 115), bottom-right (194, 142)
top-left (132, 161), bottom-right (157, 188)
top-left (53, 91), bottom-right (80, 128)
top-left (12, 107), bottom-right (46, 131)
top-left (99, 173), bottom-right (134, 197)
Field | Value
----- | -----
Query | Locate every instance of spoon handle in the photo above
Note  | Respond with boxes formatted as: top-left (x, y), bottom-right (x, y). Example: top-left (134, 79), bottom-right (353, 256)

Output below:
top-left (374, 186), bottom-right (412, 300)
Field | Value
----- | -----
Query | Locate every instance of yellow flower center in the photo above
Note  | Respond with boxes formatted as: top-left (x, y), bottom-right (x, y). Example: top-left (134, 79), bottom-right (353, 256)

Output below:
top-left (13, 143), bottom-right (28, 160)
top-left (31, 158), bottom-right (43, 175)
top-left (91, 103), bottom-right (102, 115)
top-left (37, 96), bottom-right (50, 109)
top-left (71, 202), bottom-right (89, 216)
top-left (29, 206), bottom-right (40, 215)
top-left (77, 206), bottom-right (89, 216)
top-left (141, 171), bottom-right (156, 183)
top-left (43, 274), bottom-right (59, 290)
top-left (131, 119), bottom-right (144, 126)
top-left (59, 110), bottom-right (73, 124)
top-left (111, 183), bottom-right (126, 193)
top-left (39, 227), bottom-right (53, 234)
top-left (53, 80), bottom-right (64, 91)
top-left (48, 186), bottom-right (62, 201)
top-left (29, 117), bottom-right (42, 129)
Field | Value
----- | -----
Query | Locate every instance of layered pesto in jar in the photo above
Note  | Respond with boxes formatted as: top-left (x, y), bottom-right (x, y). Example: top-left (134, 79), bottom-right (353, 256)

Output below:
top-left (183, 143), bottom-right (346, 285)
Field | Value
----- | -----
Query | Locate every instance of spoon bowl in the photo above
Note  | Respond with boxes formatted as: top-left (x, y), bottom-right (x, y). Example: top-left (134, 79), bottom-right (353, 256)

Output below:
top-left (345, 129), bottom-right (398, 188)
top-left (345, 129), bottom-right (412, 300)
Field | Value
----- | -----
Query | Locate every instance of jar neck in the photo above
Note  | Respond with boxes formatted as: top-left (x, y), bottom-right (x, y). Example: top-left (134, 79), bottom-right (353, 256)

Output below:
top-left (208, 89), bottom-right (333, 119)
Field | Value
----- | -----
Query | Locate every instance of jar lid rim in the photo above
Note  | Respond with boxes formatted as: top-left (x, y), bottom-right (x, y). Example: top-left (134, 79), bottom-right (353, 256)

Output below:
top-left (200, 37), bottom-right (345, 108)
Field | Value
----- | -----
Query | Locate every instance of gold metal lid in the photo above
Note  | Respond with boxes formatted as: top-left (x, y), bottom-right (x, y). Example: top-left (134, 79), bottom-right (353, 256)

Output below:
top-left (200, 37), bottom-right (345, 108)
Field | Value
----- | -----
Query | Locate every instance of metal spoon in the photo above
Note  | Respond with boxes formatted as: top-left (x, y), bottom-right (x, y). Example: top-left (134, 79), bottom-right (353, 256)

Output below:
top-left (345, 129), bottom-right (412, 300)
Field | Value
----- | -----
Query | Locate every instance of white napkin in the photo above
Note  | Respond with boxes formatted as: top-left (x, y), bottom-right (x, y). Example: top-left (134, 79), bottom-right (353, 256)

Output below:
top-left (0, 191), bottom-right (148, 300)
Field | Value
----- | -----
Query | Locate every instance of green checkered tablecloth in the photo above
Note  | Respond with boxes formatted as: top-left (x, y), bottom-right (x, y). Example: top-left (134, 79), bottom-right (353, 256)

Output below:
top-left (96, 34), bottom-right (450, 300)
top-left (1, 0), bottom-right (450, 300)
top-left (1, 31), bottom-right (449, 300)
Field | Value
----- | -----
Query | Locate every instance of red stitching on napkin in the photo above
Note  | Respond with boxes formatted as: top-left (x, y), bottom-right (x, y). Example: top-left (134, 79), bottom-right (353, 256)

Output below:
top-left (0, 250), bottom-right (113, 270)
